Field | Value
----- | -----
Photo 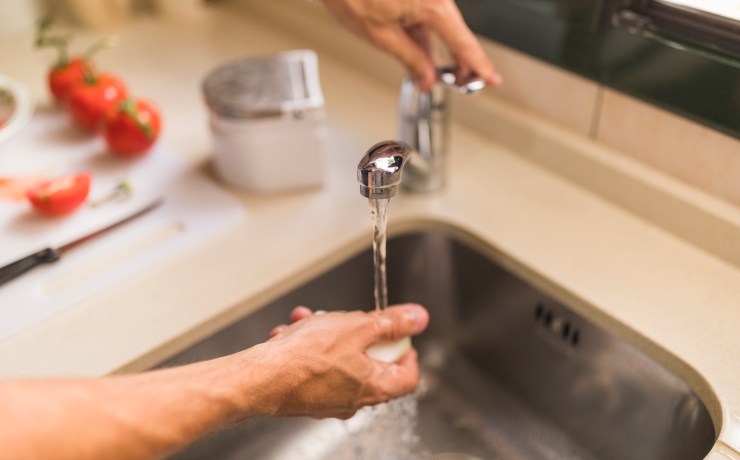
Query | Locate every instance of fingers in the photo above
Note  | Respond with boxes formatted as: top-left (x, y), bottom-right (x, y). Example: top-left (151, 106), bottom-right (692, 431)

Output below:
top-left (269, 325), bottom-right (287, 339)
top-left (370, 348), bottom-right (421, 402)
top-left (405, 23), bottom-right (432, 58)
top-left (322, 0), bottom-right (500, 90)
top-left (323, 350), bottom-right (419, 418)
top-left (290, 306), bottom-right (313, 324)
top-left (420, 0), bottom-right (502, 87)
top-left (270, 306), bottom-right (314, 339)
top-left (388, 347), bottom-right (421, 395)
top-left (369, 303), bottom-right (429, 343)
top-left (369, 25), bottom-right (437, 91)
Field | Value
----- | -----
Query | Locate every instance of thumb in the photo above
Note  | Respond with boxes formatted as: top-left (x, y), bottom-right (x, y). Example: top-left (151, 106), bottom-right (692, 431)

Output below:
top-left (369, 303), bottom-right (429, 343)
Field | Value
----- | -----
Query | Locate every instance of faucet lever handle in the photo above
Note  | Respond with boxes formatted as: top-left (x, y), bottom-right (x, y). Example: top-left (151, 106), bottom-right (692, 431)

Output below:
top-left (437, 67), bottom-right (485, 94)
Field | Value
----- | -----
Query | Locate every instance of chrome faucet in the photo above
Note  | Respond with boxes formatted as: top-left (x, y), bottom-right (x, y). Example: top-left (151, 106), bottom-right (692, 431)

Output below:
top-left (357, 68), bottom-right (484, 198)
top-left (357, 141), bottom-right (412, 199)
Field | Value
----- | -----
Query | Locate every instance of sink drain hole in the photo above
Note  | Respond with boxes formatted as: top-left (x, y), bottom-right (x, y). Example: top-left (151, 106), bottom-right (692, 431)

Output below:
top-left (534, 304), bottom-right (580, 348)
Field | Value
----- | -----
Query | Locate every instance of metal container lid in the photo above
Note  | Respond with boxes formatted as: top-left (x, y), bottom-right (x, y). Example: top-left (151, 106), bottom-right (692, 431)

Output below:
top-left (203, 50), bottom-right (324, 119)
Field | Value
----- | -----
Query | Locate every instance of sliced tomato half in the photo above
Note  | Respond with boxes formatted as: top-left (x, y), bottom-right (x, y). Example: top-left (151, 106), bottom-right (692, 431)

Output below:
top-left (26, 172), bottom-right (92, 217)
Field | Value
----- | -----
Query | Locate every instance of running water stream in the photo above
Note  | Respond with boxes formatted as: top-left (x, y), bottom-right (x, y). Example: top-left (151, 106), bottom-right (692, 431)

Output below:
top-left (349, 198), bottom-right (428, 459)
top-left (369, 198), bottom-right (390, 311)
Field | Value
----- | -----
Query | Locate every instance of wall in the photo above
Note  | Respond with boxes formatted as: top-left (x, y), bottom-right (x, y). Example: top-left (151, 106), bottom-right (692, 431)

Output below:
top-left (478, 39), bottom-right (740, 208)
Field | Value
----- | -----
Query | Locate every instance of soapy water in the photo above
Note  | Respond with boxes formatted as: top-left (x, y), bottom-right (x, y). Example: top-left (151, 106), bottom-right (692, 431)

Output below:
top-left (258, 385), bottom-right (429, 460)
top-left (324, 384), bottom-right (431, 460)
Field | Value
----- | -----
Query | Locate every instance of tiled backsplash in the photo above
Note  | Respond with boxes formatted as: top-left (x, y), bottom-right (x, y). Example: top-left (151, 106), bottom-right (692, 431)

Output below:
top-left (474, 39), bottom-right (740, 205)
top-left (478, 39), bottom-right (600, 138)
top-left (596, 90), bottom-right (740, 206)
top-left (472, 38), bottom-right (740, 208)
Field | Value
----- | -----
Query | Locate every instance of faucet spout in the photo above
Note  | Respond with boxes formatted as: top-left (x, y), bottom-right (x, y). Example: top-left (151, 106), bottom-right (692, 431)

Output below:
top-left (357, 141), bottom-right (421, 199)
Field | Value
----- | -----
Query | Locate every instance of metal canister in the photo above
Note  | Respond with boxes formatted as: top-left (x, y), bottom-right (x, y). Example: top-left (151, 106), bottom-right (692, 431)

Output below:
top-left (203, 50), bottom-right (326, 192)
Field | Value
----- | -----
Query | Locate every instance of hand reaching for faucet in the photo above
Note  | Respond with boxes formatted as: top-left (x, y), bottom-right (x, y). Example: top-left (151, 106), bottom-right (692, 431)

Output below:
top-left (320, 0), bottom-right (501, 91)
top-left (258, 304), bottom-right (429, 419)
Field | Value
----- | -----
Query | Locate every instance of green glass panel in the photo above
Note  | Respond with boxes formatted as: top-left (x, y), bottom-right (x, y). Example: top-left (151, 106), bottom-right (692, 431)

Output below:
top-left (457, 0), bottom-right (740, 139)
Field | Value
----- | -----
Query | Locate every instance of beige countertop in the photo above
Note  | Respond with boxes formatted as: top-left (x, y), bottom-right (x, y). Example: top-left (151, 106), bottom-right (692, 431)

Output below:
top-left (2, 5), bottom-right (740, 458)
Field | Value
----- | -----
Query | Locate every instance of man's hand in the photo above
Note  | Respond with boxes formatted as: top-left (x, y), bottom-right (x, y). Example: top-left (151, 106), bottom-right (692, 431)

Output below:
top-left (321, 0), bottom-right (501, 91)
top-left (246, 304), bottom-right (429, 420)
top-left (0, 304), bottom-right (428, 460)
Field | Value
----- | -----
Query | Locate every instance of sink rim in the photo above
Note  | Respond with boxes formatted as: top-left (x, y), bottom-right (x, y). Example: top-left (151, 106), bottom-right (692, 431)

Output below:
top-left (146, 216), bottom-right (724, 448)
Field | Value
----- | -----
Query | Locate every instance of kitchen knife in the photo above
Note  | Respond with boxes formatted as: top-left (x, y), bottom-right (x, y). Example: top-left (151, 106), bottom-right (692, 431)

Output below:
top-left (0, 200), bottom-right (162, 287)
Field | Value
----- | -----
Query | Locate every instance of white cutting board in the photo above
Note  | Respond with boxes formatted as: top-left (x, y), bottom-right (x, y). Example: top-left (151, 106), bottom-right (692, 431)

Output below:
top-left (0, 107), bottom-right (245, 341)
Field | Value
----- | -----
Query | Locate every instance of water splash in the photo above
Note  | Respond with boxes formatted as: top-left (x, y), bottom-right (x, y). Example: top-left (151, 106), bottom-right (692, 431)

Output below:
top-left (330, 387), bottom-right (430, 460)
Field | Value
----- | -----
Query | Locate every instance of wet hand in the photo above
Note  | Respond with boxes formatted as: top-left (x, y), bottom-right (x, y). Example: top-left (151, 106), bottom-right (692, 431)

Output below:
top-left (255, 304), bottom-right (428, 419)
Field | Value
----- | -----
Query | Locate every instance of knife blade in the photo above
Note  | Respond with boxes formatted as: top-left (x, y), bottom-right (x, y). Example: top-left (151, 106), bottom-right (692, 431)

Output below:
top-left (0, 199), bottom-right (162, 287)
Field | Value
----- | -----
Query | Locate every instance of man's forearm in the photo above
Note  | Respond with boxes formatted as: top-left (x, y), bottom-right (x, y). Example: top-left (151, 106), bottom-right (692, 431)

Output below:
top-left (0, 350), bottom-right (269, 460)
top-left (0, 304), bottom-right (428, 460)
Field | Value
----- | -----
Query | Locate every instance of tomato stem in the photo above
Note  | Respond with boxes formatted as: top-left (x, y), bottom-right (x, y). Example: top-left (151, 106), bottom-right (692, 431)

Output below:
top-left (82, 69), bottom-right (98, 85)
top-left (120, 99), bottom-right (155, 139)
top-left (90, 179), bottom-right (133, 208)
top-left (84, 35), bottom-right (120, 60)
top-left (35, 17), bottom-right (73, 68)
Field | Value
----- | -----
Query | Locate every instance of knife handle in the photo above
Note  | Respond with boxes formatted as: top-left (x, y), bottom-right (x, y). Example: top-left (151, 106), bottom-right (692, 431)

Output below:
top-left (0, 248), bottom-right (61, 287)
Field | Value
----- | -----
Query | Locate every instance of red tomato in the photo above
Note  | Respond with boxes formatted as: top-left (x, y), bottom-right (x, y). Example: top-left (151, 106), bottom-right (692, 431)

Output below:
top-left (26, 172), bottom-right (91, 217)
top-left (68, 74), bottom-right (128, 132)
top-left (48, 57), bottom-right (92, 104)
top-left (104, 98), bottom-right (161, 157)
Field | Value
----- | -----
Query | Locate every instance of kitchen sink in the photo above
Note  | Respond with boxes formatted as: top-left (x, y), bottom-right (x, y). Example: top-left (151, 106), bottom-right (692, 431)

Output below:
top-left (159, 231), bottom-right (715, 460)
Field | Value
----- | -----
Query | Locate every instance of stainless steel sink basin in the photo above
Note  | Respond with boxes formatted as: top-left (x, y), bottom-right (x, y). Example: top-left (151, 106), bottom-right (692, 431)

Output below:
top-left (159, 231), bottom-right (715, 460)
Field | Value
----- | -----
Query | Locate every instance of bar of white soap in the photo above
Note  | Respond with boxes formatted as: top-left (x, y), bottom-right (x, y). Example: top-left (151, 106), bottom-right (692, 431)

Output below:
top-left (314, 311), bottom-right (412, 363)
top-left (365, 337), bottom-right (412, 363)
